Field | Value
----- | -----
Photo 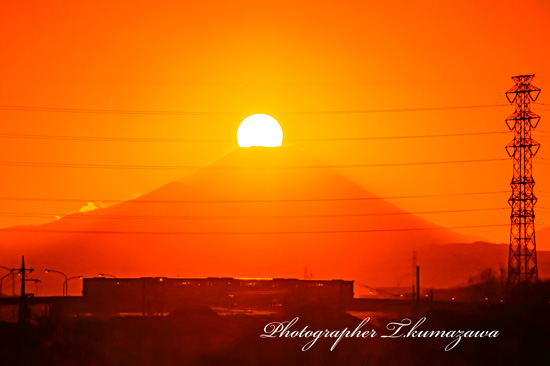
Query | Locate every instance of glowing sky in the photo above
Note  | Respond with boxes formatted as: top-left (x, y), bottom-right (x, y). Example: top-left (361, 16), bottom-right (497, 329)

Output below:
top-left (0, 0), bottom-right (549, 243)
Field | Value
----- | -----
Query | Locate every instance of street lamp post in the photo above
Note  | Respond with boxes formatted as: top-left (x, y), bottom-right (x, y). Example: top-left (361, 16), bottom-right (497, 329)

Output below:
top-left (65, 276), bottom-right (83, 296)
top-left (1, 273), bottom-right (11, 296)
top-left (0, 267), bottom-right (15, 296)
top-left (25, 279), bottom-right (42, 294)
top-left (45, 269), bottom-right (68, 296)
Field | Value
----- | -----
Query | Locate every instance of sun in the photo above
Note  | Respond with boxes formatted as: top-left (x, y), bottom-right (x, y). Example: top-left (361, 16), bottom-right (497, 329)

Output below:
top-left (237, 114), bottom-right (283, 147)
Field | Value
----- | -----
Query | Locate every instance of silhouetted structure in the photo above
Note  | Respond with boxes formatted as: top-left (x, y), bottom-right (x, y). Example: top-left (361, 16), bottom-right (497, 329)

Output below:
top-left (13, 256), bottom-right (34, 322)
top-left (83, 277), bottom-right (354, 316)
top-left (505, 74), bottom-right (541, 283)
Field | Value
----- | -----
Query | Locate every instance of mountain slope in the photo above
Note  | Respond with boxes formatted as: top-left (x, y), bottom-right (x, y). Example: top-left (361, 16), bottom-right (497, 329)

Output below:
top-left (0, 146), bottom-right (481, 291)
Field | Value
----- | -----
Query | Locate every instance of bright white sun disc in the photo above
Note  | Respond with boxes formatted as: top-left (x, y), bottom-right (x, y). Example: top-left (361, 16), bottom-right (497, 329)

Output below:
top-left (237, 114), bottom-right (283, 147)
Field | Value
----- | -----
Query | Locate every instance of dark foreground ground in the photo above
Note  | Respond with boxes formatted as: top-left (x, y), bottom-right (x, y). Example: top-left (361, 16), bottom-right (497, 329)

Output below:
top-left (0, 299), bottom-right (549, 366)
top-left (1, 279), bottom-right (550, 366)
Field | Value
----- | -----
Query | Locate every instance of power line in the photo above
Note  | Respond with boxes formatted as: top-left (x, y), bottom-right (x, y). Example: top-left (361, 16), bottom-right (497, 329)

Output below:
top-left (289, 104), bottom-right (510, 115)
top-left (0, 133), bottom-right (228, 143)
top-left (0, 190), bottom-right (509, 204)
top-left (291, 131), bottom-right (509, 142)
top-left (0, 104), bottom-right (509, 116)
top-left (0, 131), bottom-right (510, 143)
top-left (0, 158), bottom-right (508, 170)
top-left (1, 223), bottom-right (510, 235)
top-left (0, 207), bottom-right (509, 220)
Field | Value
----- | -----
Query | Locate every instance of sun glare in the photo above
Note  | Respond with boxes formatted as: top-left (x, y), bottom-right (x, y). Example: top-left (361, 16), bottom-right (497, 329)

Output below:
top-left (237, 114), bottom-right (283, 147)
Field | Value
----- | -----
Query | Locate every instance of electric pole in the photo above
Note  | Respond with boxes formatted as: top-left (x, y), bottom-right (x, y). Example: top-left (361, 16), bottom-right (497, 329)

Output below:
top-left (505, 74), bottom-right (541, 283)
top-left (412, 251), bottom-right (417, 298)
top-left (416, 266), bottom-right (420, 303)
top-left (13, 256), bottom-right (34, 323)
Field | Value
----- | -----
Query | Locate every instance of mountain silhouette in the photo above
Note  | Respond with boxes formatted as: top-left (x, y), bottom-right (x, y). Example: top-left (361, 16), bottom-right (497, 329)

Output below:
top-left (3, 146), bottom-right (543, 294)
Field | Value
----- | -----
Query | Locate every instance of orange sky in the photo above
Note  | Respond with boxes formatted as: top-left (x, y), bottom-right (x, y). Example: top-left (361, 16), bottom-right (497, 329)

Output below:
top-left (0, 0), bottom-right (549, 245)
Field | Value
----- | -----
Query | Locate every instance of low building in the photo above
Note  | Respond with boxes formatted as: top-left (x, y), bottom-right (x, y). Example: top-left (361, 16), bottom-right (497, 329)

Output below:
top-left (83, 277), bottom-right (354, 315)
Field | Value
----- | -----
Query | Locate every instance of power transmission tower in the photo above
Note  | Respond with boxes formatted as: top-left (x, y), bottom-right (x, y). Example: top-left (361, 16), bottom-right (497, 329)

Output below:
top-left (505, 74), bottom-right (541, 283)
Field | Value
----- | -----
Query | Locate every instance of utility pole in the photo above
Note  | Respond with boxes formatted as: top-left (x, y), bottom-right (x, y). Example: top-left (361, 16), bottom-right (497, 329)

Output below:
top-left (13, 256), bottom-right (34, 323)
top-left (416, 266), bottom-right (420, 303)
top-left (505, 75), bottom-right (541, 283)
top-left (412, 251), bottom-right (417, 298)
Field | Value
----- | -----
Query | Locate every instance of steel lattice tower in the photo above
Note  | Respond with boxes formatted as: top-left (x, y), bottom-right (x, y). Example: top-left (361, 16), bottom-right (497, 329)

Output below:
top-left (505, 74), bottom-right (541, 283)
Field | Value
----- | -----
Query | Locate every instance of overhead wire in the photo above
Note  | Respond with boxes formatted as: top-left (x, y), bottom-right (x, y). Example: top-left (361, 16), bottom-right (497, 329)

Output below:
top-left (0, 158), bottom-right (508, 170)
top-left (0, 190), bottom-right (509, 204)
top-left (0, 207), bottom-right (510, 220)
top-left (1, 223), bottom-right (510, 236)
top-left (0, 131), bottom-right (510, 143)
top-left (0, 103), bottom-right (510, 116)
